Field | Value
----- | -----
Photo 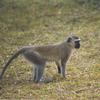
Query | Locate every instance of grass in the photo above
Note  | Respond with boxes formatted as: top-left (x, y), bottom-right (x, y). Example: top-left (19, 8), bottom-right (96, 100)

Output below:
top-left (0, 0), bottom-right (100, 99)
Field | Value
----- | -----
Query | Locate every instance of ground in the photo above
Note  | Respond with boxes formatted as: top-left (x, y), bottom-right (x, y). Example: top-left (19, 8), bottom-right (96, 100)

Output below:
top-left (0, 0), bottom-right (100, 99)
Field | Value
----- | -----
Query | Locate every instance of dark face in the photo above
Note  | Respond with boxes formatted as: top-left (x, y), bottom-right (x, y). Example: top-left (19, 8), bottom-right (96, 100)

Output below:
top-left (67, 36), bottom-right (81, 49)
top-left (75, 40), bottom-right (80, 49)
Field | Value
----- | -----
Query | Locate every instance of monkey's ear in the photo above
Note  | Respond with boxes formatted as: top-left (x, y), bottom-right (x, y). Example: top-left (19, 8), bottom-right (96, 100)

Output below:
top-left (67, 37), bottom-right (72, 42)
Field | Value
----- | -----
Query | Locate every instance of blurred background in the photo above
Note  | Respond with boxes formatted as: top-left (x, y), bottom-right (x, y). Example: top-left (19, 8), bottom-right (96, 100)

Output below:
top-left (0, 0), bottom-right (100, 99)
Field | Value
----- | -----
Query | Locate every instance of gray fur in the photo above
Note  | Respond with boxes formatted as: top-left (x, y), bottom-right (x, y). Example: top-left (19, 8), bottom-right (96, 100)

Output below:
top-left (0, 36), bottom-right (80, 83)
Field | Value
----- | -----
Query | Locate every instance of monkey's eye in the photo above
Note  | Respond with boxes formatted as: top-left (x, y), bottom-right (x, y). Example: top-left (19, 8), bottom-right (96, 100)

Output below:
top-left (75, 40), bottom-right (80, 45)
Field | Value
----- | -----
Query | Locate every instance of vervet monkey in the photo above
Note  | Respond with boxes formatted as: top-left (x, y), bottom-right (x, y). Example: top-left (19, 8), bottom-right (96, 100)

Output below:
top-left (0, 36), bottom-right (80, 83)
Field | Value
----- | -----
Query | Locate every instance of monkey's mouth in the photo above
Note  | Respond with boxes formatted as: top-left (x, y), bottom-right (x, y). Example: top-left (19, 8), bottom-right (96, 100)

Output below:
top-left (75, 44), bottom-right (80, 49)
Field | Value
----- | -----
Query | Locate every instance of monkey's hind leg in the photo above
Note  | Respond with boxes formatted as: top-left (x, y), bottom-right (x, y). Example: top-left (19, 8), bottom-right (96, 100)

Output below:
top-left (32, 66), bottom-right (36, 81)
top-left (34, 64), bottom-right (45, 83)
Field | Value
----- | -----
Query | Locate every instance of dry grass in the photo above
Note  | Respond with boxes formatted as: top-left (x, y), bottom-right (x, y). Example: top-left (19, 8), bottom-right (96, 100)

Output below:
top-left (0, 0), bottom-right (100, 99)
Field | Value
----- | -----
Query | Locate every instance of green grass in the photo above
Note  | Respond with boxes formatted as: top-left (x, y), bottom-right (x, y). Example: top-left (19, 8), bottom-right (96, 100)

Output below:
top-left (0, 0), bottom-right (100, 99)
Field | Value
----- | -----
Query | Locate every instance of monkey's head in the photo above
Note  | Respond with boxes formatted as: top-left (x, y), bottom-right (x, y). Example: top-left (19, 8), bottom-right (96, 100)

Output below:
top-left (67, 36), bottom-right (81, 49)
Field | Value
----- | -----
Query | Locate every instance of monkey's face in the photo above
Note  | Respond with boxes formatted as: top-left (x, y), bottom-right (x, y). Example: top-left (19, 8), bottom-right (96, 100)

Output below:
top-left (67, 36), bottom-right (81, 49)
top-left (73, 36), bottom-right (80, 49)
top-left (74, 40), bottom-right (80, 49)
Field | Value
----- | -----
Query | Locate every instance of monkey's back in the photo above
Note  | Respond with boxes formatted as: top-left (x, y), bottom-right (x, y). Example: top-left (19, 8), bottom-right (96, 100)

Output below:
top-left (33, 44), bottom-right (61, 61)
top-left (22, 41), bottom-right (72, 62)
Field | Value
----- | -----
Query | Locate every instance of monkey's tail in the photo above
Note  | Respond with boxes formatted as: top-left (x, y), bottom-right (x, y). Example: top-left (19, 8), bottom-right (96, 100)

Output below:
top-left (0, 48), bottom-right (25, 80)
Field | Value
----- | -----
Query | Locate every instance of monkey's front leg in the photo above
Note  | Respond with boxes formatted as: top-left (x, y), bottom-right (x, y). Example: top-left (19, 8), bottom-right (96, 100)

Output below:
top-left (56, 61), bottom-right (66, 78)
top-left (56, 62), bottom-right (61, 74)
top-left (61, 60), bottom-right (67, 78)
